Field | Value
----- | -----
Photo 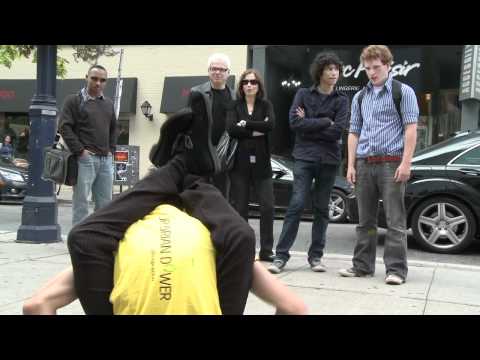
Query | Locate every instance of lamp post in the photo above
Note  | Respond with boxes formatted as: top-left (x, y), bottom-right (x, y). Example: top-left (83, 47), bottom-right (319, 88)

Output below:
top-left (16, 45), bottom-right (61, 243)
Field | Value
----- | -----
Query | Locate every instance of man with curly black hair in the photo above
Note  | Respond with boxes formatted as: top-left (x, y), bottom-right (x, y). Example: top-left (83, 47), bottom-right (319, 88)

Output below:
top-left (269, 51), bottom-right (349, 274)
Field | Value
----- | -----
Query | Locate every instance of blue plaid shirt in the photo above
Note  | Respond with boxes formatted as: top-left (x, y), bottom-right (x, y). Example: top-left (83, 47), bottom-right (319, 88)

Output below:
top-left (349, 74), bottom-right (419, 157)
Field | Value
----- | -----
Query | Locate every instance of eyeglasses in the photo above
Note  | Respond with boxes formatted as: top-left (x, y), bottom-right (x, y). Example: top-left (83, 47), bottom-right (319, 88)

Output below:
top-left (90, 76), bottom-right (107, 83)
top-left (209, 67), bottom-right (228, 73)
top-left (241, 79), bottom-right (259, 86)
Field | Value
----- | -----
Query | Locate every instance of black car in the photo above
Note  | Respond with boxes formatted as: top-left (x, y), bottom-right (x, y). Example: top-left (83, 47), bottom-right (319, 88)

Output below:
top-left (249, 155), bottom-right (354, 222)
top-left (346, 130), bottom-right (480, 254)
top-left (0, 156), bottom-right (28, 203)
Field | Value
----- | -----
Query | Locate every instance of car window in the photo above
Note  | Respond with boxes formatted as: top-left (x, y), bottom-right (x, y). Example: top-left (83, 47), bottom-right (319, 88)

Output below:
top-left (452, 145), bottom-right (480, 166)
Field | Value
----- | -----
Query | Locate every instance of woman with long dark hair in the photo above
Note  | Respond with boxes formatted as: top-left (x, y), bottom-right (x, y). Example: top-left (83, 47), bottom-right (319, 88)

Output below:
top-left (227, 69), bottom-right (276, 262)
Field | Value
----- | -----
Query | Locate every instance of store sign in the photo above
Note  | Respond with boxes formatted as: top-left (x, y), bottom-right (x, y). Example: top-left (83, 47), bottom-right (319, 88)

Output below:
top-left (0, 90), bottom-right (16, 100)
top-left (0, 78), bottom-right (137, 113)
top-left (459, 45), bottom-right (480, 101)
top-left (342, 60), bottom-right (421, 79)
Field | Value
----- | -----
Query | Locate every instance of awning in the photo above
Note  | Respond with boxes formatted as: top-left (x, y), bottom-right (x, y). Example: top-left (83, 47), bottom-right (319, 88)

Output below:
top-left (160, 76), bottom-right (235, 114)
top-left (0, 78), bottom-right (137, 113)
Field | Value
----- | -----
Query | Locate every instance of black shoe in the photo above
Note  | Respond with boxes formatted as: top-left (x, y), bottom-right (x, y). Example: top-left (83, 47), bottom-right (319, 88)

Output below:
top-left (185, 91), bottom-right (221, 175)
top-left (149, 108), bottom-right (194, 168)
top-left (259, 254), bottom-right (275, 263)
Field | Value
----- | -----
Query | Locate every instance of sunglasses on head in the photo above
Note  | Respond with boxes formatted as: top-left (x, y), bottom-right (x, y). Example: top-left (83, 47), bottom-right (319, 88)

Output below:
top-left (90, 76), bottom-right (107, 83)
top-left (241, 79), bottom-right (259, 86)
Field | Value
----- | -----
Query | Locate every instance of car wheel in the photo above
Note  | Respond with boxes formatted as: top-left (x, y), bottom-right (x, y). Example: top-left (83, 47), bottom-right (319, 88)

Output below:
top-left (411, 196), bottom-right (476, 254)
top-left (329, 189), bottom-right (347, 223)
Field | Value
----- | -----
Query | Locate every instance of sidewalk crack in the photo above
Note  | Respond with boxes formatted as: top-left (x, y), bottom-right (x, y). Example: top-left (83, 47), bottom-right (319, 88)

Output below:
top-left (423, 266), bottom-right (437, 315)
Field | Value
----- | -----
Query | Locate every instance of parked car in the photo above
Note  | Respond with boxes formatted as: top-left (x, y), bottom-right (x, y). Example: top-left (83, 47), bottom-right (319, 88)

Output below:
top-left (346, 130), bottom-right (480, 254)
top-left (248, 155), bottom-right (354, 222)
top-left (0, 156), bottom-right (29, 203)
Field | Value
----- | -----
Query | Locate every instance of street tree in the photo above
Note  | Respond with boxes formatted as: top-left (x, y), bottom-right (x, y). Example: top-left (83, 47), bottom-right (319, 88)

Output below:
top-left (0, 45), bottom-right (118, 78)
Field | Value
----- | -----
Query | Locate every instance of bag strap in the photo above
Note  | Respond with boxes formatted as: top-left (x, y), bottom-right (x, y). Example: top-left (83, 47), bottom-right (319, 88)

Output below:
top-left (357, 87), bottom-right (367, 124)
top-left (392, 79), bottom-right (403, 122)
top-left (357, 79), bottom-right (403, 123)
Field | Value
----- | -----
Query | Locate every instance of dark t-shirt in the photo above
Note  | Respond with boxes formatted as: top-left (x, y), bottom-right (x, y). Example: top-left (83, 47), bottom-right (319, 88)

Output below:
top-left (211, 88), bottom-right (232, 145)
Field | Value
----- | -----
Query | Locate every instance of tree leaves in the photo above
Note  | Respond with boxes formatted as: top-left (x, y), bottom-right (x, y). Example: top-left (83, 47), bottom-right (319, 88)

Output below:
top-left (0, 45), bottom-right (118, 78)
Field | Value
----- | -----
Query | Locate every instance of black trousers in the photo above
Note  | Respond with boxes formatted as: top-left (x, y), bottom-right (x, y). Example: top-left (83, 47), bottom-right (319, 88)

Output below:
top-left (67, 155), bottom-right (256, 315)
top-left (230, 169), bottom-right (274, 258)
top-left (212, 171), bottom-right (230, 200)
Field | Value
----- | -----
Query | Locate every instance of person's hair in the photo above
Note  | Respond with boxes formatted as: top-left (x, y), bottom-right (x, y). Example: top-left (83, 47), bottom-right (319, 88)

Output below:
top-left (236, 69), bottom-right (266, 100)
top-left (87, 64), bottom-right (107, 75)
top-left (360, 45), bottom-right (393, 66)
top-left (310, 51), bottom-right (343, 86)
top-left (207, 53), bottom-right (231, 70)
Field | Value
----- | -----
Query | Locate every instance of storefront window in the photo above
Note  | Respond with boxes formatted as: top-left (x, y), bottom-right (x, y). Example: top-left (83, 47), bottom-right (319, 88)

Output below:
top-left (262, 45), bottom-right (464, 169)
top-left (0, 113), bottom-right (29, 158)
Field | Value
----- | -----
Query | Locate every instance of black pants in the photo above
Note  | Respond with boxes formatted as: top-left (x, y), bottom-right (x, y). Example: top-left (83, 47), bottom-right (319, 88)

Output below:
top-left (67, 155), bottom-right (256, 315)
top-left (230, 170), bottom-right (274, 258)
top-left (212, 171), bottom-right (230, 200)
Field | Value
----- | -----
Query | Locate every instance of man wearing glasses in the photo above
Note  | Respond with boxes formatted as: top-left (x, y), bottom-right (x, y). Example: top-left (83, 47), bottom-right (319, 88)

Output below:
top-left (189, 53), bottom-right (236, 198)
top-left (59, 65), bottom-right (117, 225)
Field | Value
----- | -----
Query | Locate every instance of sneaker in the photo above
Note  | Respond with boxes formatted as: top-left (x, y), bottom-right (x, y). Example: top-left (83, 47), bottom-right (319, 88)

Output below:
top-left (385, 274), bottom-right (405, 285)
top-left (338, 267), bottom-right (372, 278)
top-left (149, 108), bottom-right (194, 167)
top-left (310, 258), bottom-right (327, 272)
top-left (267, 259), bottom-right (286, 274)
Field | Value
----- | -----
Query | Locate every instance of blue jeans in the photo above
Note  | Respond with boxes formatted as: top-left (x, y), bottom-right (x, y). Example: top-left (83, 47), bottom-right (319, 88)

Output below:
top-left (73, 153), bottom-right (113, 225)
top-left (275, 160), bottom-right (338, 263)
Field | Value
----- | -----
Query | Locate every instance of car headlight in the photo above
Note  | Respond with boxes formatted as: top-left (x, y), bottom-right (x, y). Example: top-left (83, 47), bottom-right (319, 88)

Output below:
top-left (0, 170), bottom-right (25, 182)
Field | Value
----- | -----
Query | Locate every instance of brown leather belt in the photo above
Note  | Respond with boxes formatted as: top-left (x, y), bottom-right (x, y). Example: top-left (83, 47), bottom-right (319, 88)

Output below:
top-left (365, 155), bottom-right (402, 163)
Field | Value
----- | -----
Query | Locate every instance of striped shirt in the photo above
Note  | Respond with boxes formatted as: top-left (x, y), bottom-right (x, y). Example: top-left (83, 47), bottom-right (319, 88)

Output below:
top-left (349, 74), bottom-right (419, 157)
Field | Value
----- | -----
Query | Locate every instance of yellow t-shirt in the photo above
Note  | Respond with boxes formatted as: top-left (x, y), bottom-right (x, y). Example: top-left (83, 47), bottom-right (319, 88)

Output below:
top-left (110, 204), bottom-right (221, 315)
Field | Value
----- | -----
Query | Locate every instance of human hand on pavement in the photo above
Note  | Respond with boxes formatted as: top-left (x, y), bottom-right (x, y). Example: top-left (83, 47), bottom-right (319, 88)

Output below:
top-left (394, 162), bottom-right (411, 183)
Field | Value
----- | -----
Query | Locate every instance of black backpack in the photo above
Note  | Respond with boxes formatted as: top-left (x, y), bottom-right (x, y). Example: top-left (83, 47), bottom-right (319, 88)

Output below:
top-left (357, 78), bottom-right (403, 123)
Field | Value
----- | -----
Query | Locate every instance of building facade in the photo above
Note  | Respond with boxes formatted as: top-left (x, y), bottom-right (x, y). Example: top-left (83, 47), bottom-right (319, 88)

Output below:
top-left (0, 45), bottom-right (474, 179)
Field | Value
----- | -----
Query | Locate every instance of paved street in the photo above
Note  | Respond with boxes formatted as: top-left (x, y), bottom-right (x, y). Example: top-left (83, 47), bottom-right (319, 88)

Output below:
top-left (2, 201), bottom-right (480, 266)
top-left (1, 198), bottom-right (480, 315)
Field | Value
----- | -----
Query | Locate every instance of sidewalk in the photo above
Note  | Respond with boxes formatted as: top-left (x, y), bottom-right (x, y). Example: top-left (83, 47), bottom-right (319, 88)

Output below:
top-left (1, 230), bottom-right (480, 315)
top-left (55, 185), bottom-right (127, 204)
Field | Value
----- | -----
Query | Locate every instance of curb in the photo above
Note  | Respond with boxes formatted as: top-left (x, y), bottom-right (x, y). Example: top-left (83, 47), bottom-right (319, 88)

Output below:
top-left (2, 231), bottom-right (480, 273)
top-left (288, 250), bottom-right (480, 273)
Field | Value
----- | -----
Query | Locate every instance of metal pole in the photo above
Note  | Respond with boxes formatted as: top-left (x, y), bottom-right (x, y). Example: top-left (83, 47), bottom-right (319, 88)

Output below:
top-left (113, 49), bottom-right (124, 121)
top-left (16, 45), bottom-right (61, 243)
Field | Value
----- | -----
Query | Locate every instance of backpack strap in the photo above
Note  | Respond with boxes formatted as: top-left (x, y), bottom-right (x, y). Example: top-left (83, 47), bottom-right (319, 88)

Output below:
top-left (357, 87), bottom-right (367, 124)
top-left (357, 80), bottom-right (403, 123)
top-left (391, 79), bottom-right (403, 123)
